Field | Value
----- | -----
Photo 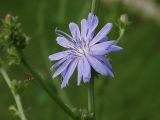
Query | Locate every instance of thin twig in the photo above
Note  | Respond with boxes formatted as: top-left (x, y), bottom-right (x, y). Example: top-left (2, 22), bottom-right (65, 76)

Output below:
top-left (0, 68), bottom-right (27, 120)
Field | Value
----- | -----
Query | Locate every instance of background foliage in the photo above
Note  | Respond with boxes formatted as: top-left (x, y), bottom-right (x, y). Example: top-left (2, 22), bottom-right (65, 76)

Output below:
top-left (0, 0), bottom-right (160, 120)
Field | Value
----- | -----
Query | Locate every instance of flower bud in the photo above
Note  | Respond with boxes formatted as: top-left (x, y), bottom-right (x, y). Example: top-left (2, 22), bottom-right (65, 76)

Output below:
top-left (120, 14), bottom-right (129, 26)
top-left (4, 14), bottom-right (12, 25)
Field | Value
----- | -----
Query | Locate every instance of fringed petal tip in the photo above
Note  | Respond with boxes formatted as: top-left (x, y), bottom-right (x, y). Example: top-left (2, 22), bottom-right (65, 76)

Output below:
top-left (77, 79), bottom-right (90, 86)
top-left (48, 51), bottom-right (68, 61)
top-left (109, 72), bottom-right (114, 78)
top-left (110, 46), bottom-right (123, 52)
top-left (61, 83), bottom-right (67, 88)
top-left (48, 54), bottom-right (55, 61)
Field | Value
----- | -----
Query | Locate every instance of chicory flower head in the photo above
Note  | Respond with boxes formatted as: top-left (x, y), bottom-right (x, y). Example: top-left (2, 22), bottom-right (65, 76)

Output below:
top-left (49, 13), bottom-right (122, 88)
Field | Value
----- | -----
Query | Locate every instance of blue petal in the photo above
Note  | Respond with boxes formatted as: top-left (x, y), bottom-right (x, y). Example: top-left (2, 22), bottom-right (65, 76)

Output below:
top-left (90, 50), bottom-right (108, 55)
top-left (99, 36), bottom-right (109, 42)
top-left (81, 19), bottom-right (88, 40)
top-left (90, 41), bottom-right (115, 51)
top-left (61, 59), bottom-right (78, 88)
top-left (87, 13), bottom-right (99, 39)
top-left (90, 41), bottom-right (115, 55)
top-left (90, 41), bottom-right (122, 55)
top-left (95, 55), bottom-right (112, 71)
top-left (77, 58), bottom-right (83, 86)
top-left (87, 54), bottom-right (114, 77)
top-left (95, 56), bottom-right (113, 77)
top-left (56, 37), bottom-right (74, 48)
top-left (82, 56), bottom-right (91, 83)
top-left (61, 69), bottom-right (67, 78)
top-left (90, 23), bottom-right (112, 46)
top-left (50, 57), bottom-right (67, 71)
top-left (107, 45), bottom-right (123, 52)
top-left (52, 59), bottom-right (72, 79)
top-left (69, 22), bottom-right (81, 40)
top-left (49, 51), bottom-right (69, 61)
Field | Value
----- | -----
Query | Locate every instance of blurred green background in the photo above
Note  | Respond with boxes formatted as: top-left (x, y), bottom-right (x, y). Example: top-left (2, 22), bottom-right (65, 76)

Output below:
top-left (0, 0), bottom-right (160, 120)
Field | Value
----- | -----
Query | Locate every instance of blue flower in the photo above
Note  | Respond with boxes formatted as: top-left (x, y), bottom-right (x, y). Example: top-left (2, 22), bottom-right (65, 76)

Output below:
top-left (49, 13), bottom-right (122, 88)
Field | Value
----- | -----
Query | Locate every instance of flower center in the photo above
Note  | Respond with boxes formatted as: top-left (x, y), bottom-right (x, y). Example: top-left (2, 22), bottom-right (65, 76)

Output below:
top-left (77, 45), bottom-right (89, 56)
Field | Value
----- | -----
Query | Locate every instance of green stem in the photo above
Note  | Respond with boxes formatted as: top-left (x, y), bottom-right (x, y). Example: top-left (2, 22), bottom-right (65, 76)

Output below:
top-left (88, 79), bottom-right (95, 120)
top-left (37, 0), bottom-right (49, 70)
top-left (0, 68), bottom-right (27, 120)
top-left (91, 0), bottom-right (96, 13)
top-left (57, 0), bottom-right (67, 24)
top-left (116, 29), bottom-right (125, 44)
top-left (20, 51), bottom-right (79, 120)
top-left (88, 0), bottom-right (97, 119)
